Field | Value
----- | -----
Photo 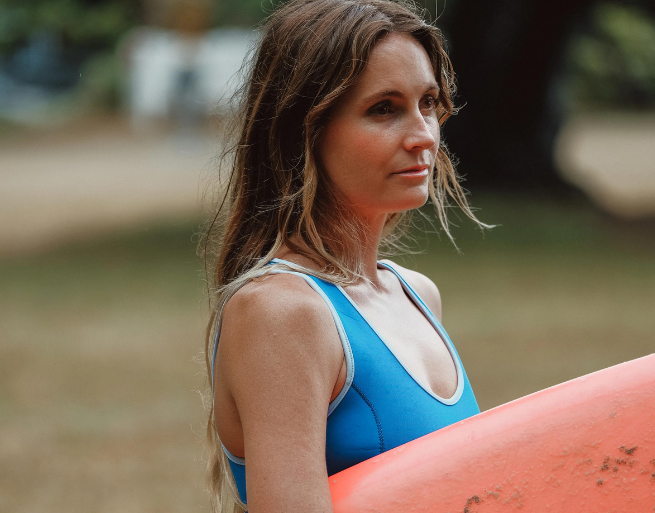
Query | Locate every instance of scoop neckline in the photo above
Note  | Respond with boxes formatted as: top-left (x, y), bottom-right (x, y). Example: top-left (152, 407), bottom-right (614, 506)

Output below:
top-left (270, 257), bottom-right (464, 405)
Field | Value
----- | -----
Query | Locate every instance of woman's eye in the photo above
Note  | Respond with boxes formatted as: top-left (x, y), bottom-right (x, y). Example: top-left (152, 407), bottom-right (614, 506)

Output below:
top-left (422, 96), bottom-right (437, 111)
top-left (369, 101), bottom-right (393, 116)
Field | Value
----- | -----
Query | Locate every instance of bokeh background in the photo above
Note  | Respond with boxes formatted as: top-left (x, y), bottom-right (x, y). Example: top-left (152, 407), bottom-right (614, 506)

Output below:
top-left (1, 0), bottom-right (654, 510)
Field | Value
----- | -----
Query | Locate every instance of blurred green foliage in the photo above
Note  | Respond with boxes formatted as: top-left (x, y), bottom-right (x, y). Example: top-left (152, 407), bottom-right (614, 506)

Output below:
top-left (569, 3), bottom-right (655, 109)
top-left (76, 51), bottom-right (124, 109)
top-left (211, 0), bottom-right (278, 27)
top-left (0, 1), bottom-right (136, 111)
top-left (0, 0), bottom-right (138, 55)
top-left (211, 0), bottom-right (441, 27)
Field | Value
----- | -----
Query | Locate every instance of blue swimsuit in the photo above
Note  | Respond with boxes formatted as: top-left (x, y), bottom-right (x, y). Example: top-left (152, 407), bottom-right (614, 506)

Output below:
top-left (212, 259), bottom-right (480, 505)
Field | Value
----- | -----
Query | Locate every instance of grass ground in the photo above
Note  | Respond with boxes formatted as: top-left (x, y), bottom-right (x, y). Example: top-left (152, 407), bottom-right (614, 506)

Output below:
top-left (0, 193), bottom-right (653, 511)
top-left (0, 222), bottom-right (209, 512)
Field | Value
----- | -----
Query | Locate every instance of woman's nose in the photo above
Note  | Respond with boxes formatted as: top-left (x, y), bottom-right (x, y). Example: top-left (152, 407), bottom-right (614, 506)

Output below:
top-left (404, 111), bottom-right (437, 152)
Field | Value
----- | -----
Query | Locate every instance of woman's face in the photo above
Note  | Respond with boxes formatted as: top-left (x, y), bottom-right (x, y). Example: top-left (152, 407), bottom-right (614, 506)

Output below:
top-left (318, 32), bottom-right (440, 223)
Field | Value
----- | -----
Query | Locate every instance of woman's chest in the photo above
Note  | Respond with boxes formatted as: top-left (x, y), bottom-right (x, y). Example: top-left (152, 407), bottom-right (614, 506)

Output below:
top-left (353, 292), bottom-right (458, 400)
top-left (324, 304), bottom-right (479, 476)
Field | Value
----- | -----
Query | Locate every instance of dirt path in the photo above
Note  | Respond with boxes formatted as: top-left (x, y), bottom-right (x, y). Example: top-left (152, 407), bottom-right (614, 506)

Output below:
top-left (0, 115), bottom-right (222, 255)
top-left (556, 112), bottom-right (655, 218)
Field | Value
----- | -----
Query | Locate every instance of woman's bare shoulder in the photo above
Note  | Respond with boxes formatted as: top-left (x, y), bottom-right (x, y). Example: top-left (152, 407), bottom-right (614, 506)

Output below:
top-left (218, 271), bottom-right (343, 391)
top-left (223, 272), bottom-right (328, 327)
top-left (380, 260), bottom-right (442, 322)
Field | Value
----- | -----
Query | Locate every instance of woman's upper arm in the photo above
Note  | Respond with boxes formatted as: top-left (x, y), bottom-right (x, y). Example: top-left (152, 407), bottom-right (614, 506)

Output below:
top-left (218, 275), bottom-right (343, 513)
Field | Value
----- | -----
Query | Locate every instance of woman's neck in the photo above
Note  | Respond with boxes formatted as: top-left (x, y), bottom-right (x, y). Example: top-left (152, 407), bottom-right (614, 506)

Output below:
top-left (275, 213), bottom-right (388, 287)
top-left (357, 213), bottom-right (387, 285)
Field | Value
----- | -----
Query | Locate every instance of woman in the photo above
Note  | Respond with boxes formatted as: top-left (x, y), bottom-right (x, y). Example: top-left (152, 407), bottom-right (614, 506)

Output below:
top-left (201, 0), bottom-right (487, 511)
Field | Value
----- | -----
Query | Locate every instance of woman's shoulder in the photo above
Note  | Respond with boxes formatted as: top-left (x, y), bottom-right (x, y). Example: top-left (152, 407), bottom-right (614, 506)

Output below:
top-left (218, 270), bottom-right (344, 404)
top-left (379, 259), bottom-right (442, 322)
top-left (223, 271), bottom-right (330, 327)
top-left (219, 271), bottom-right (343, 367)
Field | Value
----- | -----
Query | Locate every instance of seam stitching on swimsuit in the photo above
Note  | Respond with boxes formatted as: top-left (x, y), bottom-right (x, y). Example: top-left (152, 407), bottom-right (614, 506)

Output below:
top-left (352, 382), bottom-right (385, 454)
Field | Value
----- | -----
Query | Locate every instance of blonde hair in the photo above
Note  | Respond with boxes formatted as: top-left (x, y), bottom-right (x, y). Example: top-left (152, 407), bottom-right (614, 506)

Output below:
top-left (199, 0), bottom-right (487, 510)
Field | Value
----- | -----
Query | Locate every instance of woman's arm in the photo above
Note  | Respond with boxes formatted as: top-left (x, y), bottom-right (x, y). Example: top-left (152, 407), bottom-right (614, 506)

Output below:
top-left (217, 273), bottom-right (344, 513)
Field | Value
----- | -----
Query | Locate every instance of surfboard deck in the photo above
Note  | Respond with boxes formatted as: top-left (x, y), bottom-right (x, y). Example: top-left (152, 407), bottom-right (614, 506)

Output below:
top-left (329, 353), bottom-right (655, 512)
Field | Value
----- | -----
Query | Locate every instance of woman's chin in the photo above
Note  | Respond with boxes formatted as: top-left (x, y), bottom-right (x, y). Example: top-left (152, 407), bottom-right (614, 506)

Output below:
top-left (392, 189), bottom-right (430, 211)
top-left (350, 189), bottom-right (430, 218)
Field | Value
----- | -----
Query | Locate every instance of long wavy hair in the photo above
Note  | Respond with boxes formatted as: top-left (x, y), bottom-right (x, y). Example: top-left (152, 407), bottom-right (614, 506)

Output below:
top-left (199, 0), bottom-right (486, 511)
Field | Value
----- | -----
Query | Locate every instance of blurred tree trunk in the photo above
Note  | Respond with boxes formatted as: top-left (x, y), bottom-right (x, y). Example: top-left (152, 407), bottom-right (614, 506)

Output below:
top-left (443, 0), bottom-right (596, 192)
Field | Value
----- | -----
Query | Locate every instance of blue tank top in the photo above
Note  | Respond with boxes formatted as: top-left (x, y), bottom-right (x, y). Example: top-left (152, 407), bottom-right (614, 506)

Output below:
top-left (213, 259), bottom-right (480, 505)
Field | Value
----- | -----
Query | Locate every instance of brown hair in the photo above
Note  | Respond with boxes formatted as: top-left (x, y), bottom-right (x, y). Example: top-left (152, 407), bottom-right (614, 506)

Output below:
top-left (200, 0), bottom-right (486, 510)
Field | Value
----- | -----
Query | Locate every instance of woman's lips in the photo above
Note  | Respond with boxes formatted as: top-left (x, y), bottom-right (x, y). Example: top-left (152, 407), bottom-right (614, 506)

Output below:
top-left (393, 166), bottom-right (429, 177)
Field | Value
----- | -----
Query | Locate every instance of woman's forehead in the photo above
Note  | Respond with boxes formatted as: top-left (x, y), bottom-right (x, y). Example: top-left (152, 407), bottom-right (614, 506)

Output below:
top-left (351, 33), bottom-right (437, 102)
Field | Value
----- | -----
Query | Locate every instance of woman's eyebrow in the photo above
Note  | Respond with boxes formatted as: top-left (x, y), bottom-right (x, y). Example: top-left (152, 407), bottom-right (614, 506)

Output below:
top-left (360, 83), bottom-right (440, 105)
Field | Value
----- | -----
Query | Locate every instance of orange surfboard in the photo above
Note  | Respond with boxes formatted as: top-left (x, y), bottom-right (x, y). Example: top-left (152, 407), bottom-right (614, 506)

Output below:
top-left (329, 353), bottom-right (655, 512)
